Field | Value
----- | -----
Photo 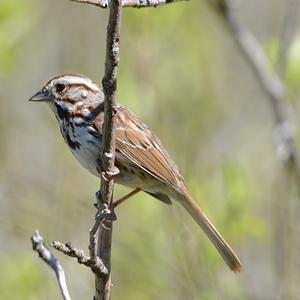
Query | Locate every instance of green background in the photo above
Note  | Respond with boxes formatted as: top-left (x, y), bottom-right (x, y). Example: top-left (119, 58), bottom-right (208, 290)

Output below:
top-left (1, 0), bottom-right (300, 299)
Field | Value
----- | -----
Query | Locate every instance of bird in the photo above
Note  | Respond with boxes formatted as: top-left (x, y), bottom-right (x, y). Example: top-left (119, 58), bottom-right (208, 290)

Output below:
top-left (29, 73), bottom-right (242, 272)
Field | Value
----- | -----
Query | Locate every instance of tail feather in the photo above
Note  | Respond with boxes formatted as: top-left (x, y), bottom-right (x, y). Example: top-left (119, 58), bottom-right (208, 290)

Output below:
top-left (177, 192), bottom-right (242, 272)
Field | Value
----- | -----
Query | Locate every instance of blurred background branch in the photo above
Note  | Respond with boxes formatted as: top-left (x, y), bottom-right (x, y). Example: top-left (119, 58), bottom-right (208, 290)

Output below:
top-left (31, 231), bottom-right (71, 300)
top-left (209, 0), bottom-right (300, 175)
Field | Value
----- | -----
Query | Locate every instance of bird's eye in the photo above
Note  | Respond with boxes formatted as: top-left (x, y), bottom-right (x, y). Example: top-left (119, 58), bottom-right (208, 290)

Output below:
top-left (55, 83), bottom-right (66, 94)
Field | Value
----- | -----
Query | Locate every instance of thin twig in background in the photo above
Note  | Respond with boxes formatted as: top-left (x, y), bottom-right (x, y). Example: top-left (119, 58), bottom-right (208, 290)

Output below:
top-left (31, 231), bottom-right (72, 300)
top-left (70, 0), bottom-right (188, 8)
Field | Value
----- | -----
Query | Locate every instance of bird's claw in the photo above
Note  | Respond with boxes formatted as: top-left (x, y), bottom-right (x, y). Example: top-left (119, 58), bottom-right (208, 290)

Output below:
top-left (94, 191), bottom-right (117, 224)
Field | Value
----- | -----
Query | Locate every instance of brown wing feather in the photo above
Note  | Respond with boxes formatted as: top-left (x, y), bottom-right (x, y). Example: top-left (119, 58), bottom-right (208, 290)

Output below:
top-left (94, 106), bottom-right (183, 189)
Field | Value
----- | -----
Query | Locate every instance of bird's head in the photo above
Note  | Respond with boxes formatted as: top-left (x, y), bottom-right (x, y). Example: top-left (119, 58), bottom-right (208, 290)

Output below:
top-left (29, 74), bottom-right (104, 120)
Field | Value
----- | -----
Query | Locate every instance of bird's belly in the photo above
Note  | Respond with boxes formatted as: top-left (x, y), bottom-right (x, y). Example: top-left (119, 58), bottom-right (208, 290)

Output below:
top-left (71, 144), bottom-right (100, 177)
top-left (61, 123), bottom-right (166, 195)
top-left (69, 137), bottom-right (167, 196)
top-left (61, 122), bottom-right (101, 177)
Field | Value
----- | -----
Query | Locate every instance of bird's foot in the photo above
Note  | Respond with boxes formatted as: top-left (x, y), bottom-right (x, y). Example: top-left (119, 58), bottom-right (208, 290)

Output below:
top-left (94, 190), bottom-right (117, 222)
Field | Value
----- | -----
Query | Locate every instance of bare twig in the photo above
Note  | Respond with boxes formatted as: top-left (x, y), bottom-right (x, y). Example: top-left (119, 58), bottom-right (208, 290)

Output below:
top-left (208, 0), bottom-right (300, 178)
top-left (93, 0), bottom-right (122, 299)
top-left (49, 206), bottom-right (111, 277)
top-left (31, 230), bottom-right (72, 300)
top-left (51, 241), bottom-right (108, 276)
top-left (89, 208), bottom-right (108, 262)
top-left (70, 0), bottom-right (187, 8)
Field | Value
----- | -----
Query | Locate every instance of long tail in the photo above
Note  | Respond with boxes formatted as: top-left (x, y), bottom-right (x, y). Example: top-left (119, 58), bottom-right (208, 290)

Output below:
top-left (177, 192), bottom-right (242, 272)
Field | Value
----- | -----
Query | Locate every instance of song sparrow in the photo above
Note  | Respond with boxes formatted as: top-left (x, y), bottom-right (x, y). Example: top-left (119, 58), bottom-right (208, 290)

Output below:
top-left (29, 74), bottom-right (242, 272)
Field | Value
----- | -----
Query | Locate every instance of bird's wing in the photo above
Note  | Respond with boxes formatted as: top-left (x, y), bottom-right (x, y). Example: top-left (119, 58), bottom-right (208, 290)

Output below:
top-left (93, 105), bottom-right (182, 189)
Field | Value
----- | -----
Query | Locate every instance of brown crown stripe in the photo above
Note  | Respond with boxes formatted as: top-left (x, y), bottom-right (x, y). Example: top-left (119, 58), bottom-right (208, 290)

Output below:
top-left (45, 74), bottom-right (85, 87)
top-left (69, 83), bottom-right (98, 93)
top-left (52, 73), bottom-right (88, 81)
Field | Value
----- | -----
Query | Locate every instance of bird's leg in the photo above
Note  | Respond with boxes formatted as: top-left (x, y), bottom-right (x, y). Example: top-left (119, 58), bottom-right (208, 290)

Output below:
top-left (94, 190), bottom-right (117, 223)
top-left (113, 188), bottom-right (142, 208)
top-left (94, 188), bottom-right (141, 223)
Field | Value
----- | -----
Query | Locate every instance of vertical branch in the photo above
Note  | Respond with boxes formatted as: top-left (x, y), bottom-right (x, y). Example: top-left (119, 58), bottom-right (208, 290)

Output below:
top-left (96, 0), bottom-right (122, 299)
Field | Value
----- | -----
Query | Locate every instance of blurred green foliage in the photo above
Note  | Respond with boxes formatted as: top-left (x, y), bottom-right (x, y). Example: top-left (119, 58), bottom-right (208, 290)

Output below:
top-left (0, 0), bottom-right (34, 72)
top-left (286, 34), bottom-right (300, 92)
top-left (0, 255), bottom-right (45, 300)
top-left (266, 32), bottom-right (300, 93)
top-left (0, 1), bottom-right (299, 299)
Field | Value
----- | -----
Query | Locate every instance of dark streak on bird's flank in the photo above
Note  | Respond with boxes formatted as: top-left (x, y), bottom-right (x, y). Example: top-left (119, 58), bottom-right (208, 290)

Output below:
top-left (65, 133), bottom-right (80, 150)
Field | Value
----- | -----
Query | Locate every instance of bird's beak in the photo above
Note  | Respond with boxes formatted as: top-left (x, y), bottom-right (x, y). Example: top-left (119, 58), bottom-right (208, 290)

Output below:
top-left (28, 87), bottom-right (51, 102)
